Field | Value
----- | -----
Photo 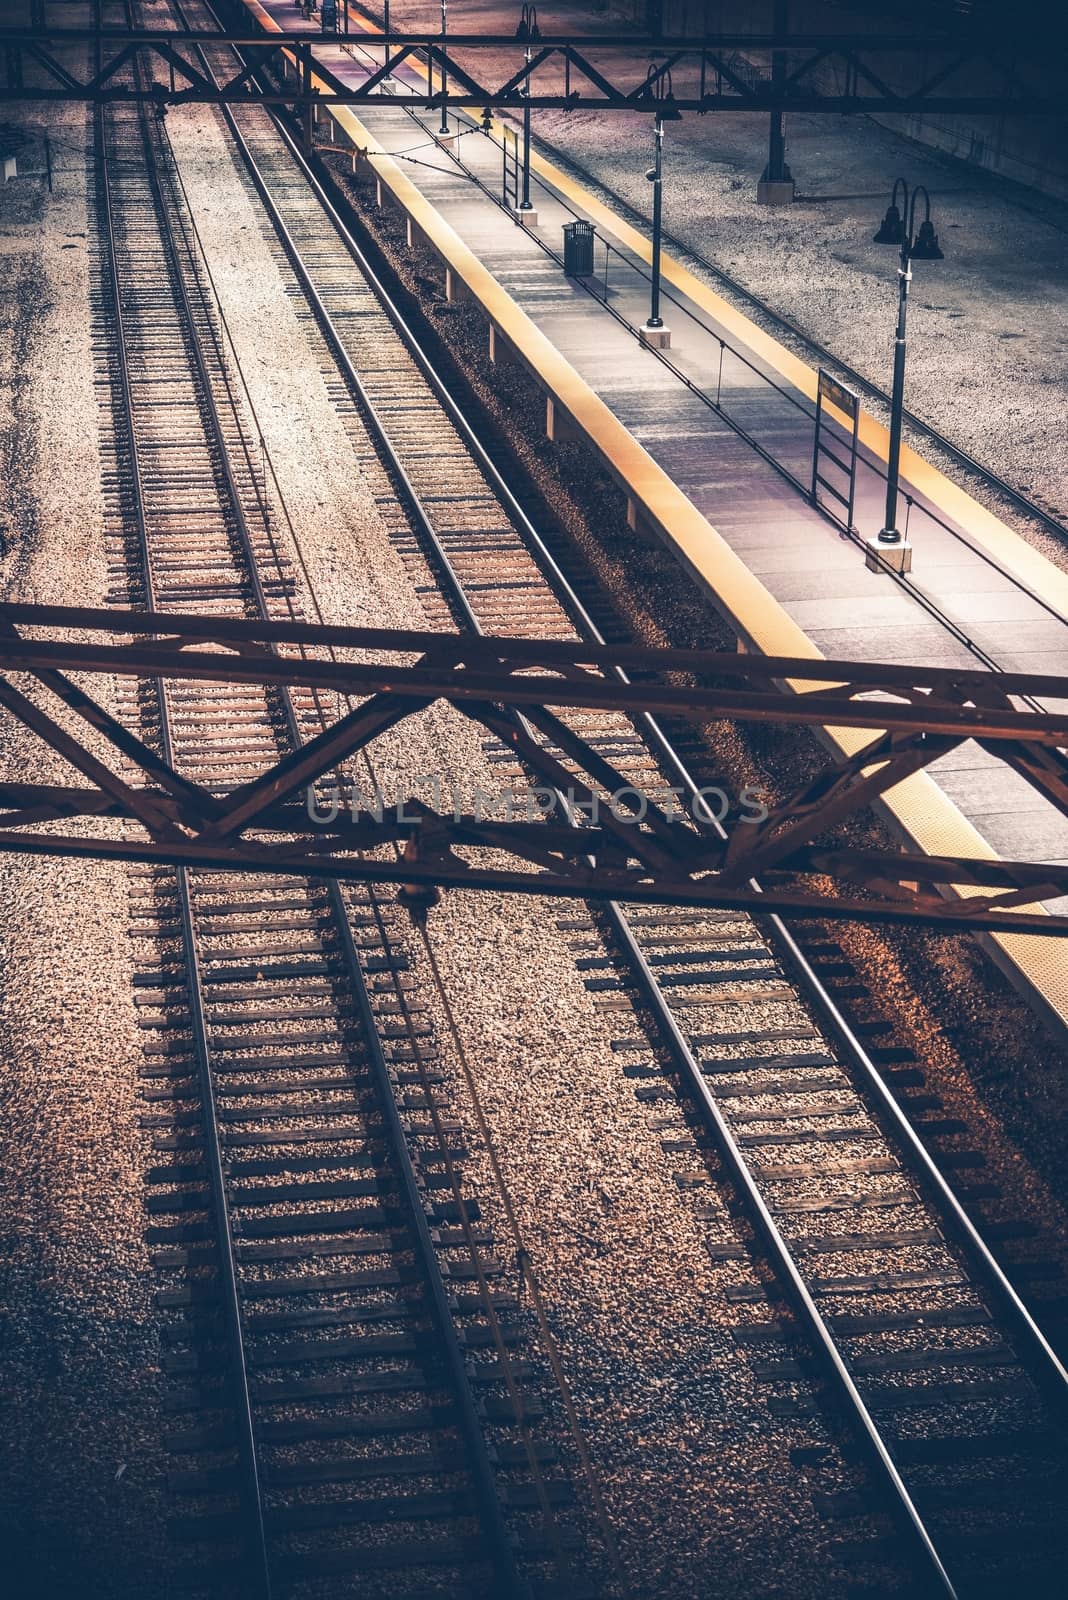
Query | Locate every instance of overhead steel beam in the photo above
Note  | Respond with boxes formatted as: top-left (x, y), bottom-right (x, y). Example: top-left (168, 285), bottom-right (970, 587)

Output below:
top-left (0, 24), bottom-right (1060, 113)
top-left (1, 604), bottom-right (1067, 934)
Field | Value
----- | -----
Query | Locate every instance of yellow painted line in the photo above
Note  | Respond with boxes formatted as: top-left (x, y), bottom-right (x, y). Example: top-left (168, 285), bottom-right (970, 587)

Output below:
top-left (238, 0), bottom-right (1066, 1029)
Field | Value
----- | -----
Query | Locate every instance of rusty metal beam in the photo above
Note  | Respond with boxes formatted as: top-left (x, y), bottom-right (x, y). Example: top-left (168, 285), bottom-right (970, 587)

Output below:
top-left (722, 728), bottom-right (959, 884)
top-left (0, 23), bottom-right (1059, 114)
top-left (0, 822), bottom-right (1061, 937)
top-left (2, 606), bottom-right (1067, 744)
top-left (0, 605), bottom-right (1066, 935)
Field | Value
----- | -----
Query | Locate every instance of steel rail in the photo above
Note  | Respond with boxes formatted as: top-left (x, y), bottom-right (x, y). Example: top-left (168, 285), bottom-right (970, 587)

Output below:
top-left (165, 15), bottom-right (567, 1576)
top-left (191, 34), bottom-right (1068, 1592)
top-left (95, 83), bottom-right (275, 1600)
top-left (300, 98), bottom-right (1068, 1420)
top-left (241, 45), bottom-right (1068, 1442)
top-left (160, 73), bottom-right (524, 1600)
top-left (103, 26), bottom-right (522, 1589)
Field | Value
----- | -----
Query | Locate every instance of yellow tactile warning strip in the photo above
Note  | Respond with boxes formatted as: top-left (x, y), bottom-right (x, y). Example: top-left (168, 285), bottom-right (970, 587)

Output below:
top-left (241, 0), bottom-right (1067, 1032)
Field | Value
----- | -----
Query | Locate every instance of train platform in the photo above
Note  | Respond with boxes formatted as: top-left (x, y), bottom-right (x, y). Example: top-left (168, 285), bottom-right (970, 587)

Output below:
top-left (242, 0), bottom-right (1068, 1029)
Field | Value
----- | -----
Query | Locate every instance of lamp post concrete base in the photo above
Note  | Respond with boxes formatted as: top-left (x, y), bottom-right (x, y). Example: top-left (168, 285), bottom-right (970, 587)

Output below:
top-left (756, 176), bottom-right (796, 205)
top-left (512, 204), bottom-right (538, 227)
top-left (865, 535), bottom-right (913, 574)
top-left (434, 131), bottom-right (460, 152)
top-left (640, 323), bottom-right (671, 350)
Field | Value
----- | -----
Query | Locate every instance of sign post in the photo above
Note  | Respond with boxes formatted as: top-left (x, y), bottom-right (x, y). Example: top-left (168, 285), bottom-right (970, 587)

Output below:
top-left (811, 368), bottom-right (861, 533)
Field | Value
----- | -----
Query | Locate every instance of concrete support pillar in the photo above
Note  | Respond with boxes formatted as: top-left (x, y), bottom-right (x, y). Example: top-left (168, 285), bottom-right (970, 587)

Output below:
top-left (626, 498), bottom-right (660, 547)
top-left (375, 175), bottom-right (385, 208)
top-left (488, 324), bottom-right (515, 366)
top-left (545, 396), bottom-right (581, 445)
top-left (445, 266), bottom-right (471, 304)
top-left (757, 1), bottom-right (795, 205)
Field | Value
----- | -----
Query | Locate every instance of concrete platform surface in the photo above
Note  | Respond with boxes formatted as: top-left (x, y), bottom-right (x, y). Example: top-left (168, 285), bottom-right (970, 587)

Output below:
top-left (244, 0), bottom-right (1068, 1021)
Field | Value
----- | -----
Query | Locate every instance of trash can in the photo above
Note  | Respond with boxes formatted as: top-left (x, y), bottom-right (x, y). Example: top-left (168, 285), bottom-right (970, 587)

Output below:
top-left (562, 219), bottom-right (595, 277)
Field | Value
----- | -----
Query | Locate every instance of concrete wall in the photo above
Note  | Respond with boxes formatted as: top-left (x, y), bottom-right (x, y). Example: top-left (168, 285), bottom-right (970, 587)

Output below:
top-left (613, 1), bottom-right (1068, 201)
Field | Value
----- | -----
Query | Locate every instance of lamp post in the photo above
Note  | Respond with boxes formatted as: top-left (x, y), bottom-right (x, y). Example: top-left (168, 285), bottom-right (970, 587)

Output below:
top-left (647, 116), bottom-right (665, 328)
top-left (871, 179), bottom-right (944, 562)
top-left (438, 0), bottom-right (449, 137)
top-left (515, 5), bottom-right (539, 223)
top-left (641, 63), bottom-right (679, 351)
top-left (383, 0), bottom-right (389, 68)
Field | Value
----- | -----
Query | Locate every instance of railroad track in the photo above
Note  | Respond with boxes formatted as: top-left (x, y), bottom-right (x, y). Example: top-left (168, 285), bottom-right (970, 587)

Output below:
top-left (164, 8), bottom-right (1068, 1593)
top-left (90, 31), bottom-right (590, 1598)
top-left (77, 6), bottom-right (1068, 1593)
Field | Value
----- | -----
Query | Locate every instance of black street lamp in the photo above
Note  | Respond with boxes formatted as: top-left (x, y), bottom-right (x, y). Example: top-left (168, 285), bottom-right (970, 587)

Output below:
top-left (873, 179), bottom-right (944, 547)
top-left (515, 4), bottom-right (539, 216)
top-left (642, 63), bottom-right (680, 349)
top-left (438, 0), bottom-right (449, 136)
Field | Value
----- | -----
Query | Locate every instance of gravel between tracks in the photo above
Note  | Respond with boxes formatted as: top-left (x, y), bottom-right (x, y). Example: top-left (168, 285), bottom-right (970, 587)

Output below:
top-left (0, 101), bottom-right (174, 1598)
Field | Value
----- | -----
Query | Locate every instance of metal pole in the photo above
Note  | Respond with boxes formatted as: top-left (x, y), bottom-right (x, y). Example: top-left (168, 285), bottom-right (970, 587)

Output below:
top-left (520, 43), bottom-right (533, 209)
top-left (648, 116), bottom-right (664, 329)
top-left (301, 47), bottom-right (313, 152)
top-left (879, 233), bottom-right (911, 543)
top-left (383, 0), bottom-right (390, 67)
top-left (439, 0), bottom-right (448, 135)
top-left (764, 0), bottom-right (791, 185)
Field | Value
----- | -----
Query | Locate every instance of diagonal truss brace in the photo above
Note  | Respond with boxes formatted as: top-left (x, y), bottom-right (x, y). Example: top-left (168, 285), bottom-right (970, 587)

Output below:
top-left (0, 25), bottom-right (1059, 114)
top-left (0, 603), bottom-right (1067, 936)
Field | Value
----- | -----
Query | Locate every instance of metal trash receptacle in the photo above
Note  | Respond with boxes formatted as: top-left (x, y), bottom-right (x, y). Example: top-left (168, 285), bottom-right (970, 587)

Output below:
top-left (562, 220), bottom-right (595, 277)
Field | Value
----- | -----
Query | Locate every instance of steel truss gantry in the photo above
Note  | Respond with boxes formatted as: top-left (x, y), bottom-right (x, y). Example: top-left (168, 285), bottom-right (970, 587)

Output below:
top-left (0, 16), bottom-right (1062, 114)
top-left (2, 602), bottom-right (1067, 937)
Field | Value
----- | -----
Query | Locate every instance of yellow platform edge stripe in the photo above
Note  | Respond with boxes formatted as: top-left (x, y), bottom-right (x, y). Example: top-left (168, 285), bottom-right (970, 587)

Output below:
top-left (239, 0), bottom-right (1066, 1029)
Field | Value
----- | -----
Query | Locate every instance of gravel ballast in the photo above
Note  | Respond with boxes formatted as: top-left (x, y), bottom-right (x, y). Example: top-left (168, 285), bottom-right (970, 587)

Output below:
top-left (0, 102), bottom-right (174, 1596)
